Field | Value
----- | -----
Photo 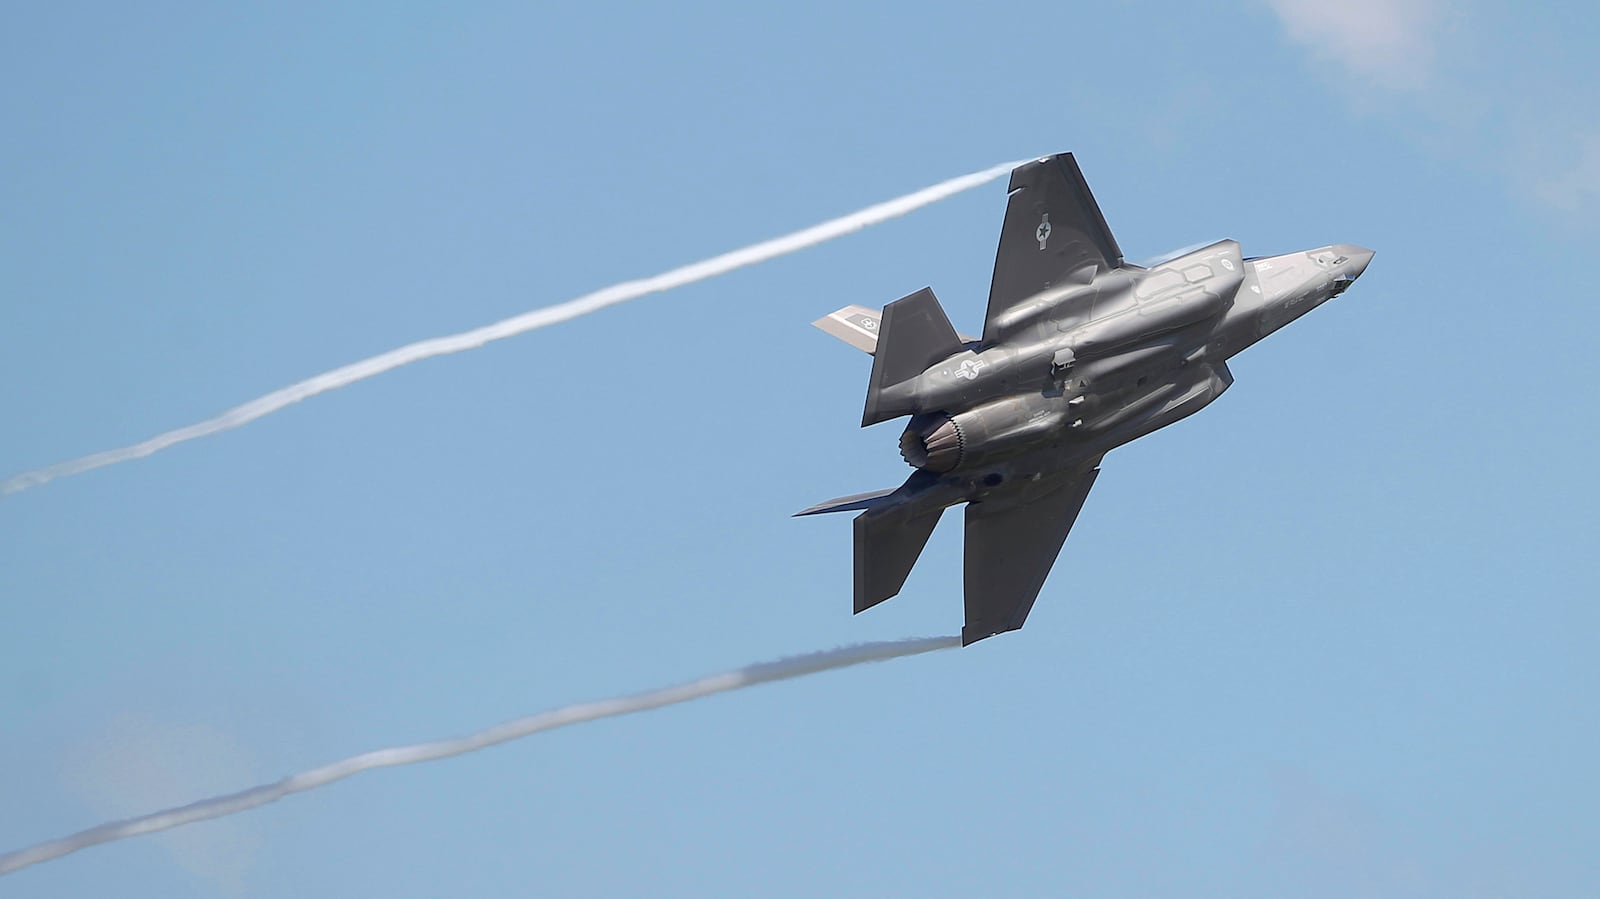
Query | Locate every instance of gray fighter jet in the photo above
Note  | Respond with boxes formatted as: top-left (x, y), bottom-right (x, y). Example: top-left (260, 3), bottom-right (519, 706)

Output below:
top-left (798, 153), bottom-right (1373, 645)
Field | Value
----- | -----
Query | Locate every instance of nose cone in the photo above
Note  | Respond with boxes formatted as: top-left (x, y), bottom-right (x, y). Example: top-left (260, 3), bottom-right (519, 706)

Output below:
top-left (1337, 244), bottom-right (1375, 279)
top-left (1326, 245), bottom-right (1373, 299)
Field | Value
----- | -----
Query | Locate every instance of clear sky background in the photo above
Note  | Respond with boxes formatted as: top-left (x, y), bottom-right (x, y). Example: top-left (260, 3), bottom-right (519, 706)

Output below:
top-left (2, 2), bottom-right (1597, 896)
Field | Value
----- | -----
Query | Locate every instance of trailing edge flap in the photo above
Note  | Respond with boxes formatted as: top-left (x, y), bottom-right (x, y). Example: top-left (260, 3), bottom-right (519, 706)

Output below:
top-left (984, 154), bottom-right (1123, 345)
top-left (854, 504), bottom-right (944, 615)
top-left (862, 287), bottom-right (963, 426)
top-left (962, 464), bottom-right (1101, 645)
top-left (813, 304), bottom-right (978, 356)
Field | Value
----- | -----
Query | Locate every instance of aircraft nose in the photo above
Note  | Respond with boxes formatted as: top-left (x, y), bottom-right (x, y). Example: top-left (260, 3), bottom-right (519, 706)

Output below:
top-left (1325, 245), bottom-right (1373, 299)
top-left (1339, 244), bottom-right (1375, 279)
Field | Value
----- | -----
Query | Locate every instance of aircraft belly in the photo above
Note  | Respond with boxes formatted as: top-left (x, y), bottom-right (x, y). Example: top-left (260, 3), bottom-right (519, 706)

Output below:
top-left (1082, 362), bottom-right (1233, 452)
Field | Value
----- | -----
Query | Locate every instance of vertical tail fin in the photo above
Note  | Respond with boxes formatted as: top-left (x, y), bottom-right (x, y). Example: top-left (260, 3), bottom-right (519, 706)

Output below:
top-left (854, 506), bottom-right (944, 613)
top-left (796, 470), bottom-right (950, 615)
top-left (861, 287), bottom-right (963, 426)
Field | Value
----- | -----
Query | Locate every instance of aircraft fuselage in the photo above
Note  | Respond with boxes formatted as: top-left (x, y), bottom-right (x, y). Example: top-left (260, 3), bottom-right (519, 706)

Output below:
top-left (800, 153), bottom-right (1372, 644)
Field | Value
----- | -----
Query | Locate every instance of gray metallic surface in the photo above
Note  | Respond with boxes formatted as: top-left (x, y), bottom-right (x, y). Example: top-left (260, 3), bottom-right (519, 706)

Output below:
top-left (962, 465), bottom-right (1099, 645)
top-left (802, 153), bottom-right (1373, 645)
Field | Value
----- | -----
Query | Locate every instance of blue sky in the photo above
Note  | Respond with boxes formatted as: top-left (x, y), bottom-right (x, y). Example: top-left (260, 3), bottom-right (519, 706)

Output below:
top-left (2, 2), bottom-right (1597, 896)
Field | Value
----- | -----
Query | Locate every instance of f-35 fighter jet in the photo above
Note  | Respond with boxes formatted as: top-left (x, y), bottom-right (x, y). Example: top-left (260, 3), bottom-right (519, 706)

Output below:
top-left (799, 153), bottom-right (1373, 645)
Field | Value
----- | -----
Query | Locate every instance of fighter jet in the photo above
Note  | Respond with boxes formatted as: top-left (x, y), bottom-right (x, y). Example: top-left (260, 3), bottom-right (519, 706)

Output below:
top-left (798, 153), bottom-right (1373, 645)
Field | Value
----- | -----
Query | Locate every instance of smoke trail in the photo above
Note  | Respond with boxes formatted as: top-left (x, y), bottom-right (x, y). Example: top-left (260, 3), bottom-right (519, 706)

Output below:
top-left (0, 635), bottom-right (959, 876)
top-left (1, 160), bottom-right (1024, 497)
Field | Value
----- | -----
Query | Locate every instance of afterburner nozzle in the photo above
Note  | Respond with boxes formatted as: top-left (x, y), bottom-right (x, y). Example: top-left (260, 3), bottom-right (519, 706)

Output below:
top-left (899, 414), bottom-right (963, 472)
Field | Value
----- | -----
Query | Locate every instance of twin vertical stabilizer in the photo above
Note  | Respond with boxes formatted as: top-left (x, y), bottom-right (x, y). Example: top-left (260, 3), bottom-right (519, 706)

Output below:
top-left (860, 288), bottom-right (963, 426)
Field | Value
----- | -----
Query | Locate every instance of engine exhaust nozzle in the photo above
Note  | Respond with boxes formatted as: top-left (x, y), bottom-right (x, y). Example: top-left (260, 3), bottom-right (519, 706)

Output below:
top-left (899, 414), bottom-right (963, 472)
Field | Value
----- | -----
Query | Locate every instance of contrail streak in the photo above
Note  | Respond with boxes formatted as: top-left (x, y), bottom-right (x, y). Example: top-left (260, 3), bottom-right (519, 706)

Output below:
top-left (0, 635), bottom-right (959, 876)
top-left (2, 160), bottom-right (1023, 497)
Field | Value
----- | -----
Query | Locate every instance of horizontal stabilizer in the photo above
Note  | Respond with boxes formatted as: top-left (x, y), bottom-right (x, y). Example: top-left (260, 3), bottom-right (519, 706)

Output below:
top-left (855, 506), bottom-right (944, 614)
top-left (814, 304), bottom-right (979, 356)
top-left (813, 305), bottom-right (884, 355)
top-left (793, 487), bottom-right (899, 517)
top-left (796, 469), bottom-right (942, 519)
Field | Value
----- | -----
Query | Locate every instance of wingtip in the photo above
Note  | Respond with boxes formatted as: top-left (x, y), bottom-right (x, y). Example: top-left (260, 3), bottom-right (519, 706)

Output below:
top-left (960, 623), bottom-right (1020, 646)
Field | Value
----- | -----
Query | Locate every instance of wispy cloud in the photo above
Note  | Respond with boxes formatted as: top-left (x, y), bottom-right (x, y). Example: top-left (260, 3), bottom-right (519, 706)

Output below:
top-left (1262, 0), bottom-right (1597, 223)
top-left (59, 715), bottom-right (262, 896)
top-left (1263, 0), bottom-right (1443, 89)
top-left (1532, 130), bottom-right (1600, 213)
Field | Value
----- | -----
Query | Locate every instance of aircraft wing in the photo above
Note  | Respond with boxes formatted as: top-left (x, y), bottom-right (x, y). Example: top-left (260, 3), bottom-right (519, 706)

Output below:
top-left (961, 462), bottom-right (1101, 645)
top-left (982, 154), bottom-right (1123, 345)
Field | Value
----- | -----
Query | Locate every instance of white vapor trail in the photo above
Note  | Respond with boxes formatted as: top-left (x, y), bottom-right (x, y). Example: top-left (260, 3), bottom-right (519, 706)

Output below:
top-left (1, 160), bottom-right (1024, 497)
top-left (0, 636), bottom-right (960, 876)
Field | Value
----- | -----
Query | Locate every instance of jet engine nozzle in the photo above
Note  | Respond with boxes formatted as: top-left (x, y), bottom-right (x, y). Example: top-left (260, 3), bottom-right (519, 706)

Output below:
top-left (900, 414), bottom-right (964, 472)
top-left (898, 395), bottom-right (1068, 474)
